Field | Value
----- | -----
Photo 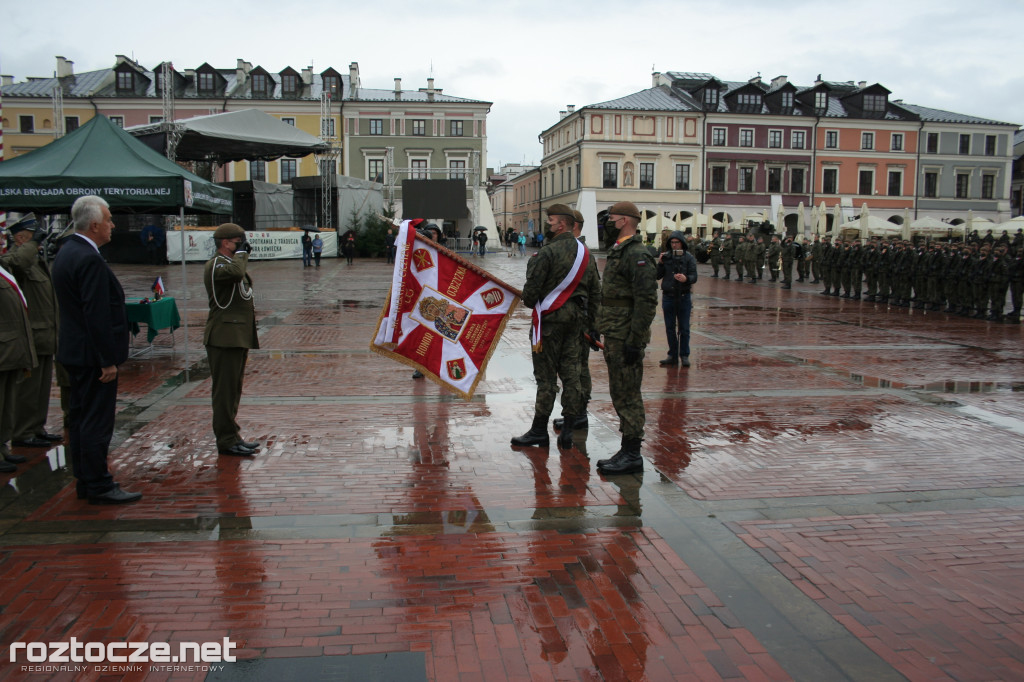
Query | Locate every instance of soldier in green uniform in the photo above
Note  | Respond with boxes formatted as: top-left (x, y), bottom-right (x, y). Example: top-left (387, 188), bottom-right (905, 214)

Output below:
top-left (594, 202), bottom-right (658, 476)
top-left (755, 235), bottom-right (767, 280)
top-left (1, 215), bottom-right (63, 449)
top-left (552, 210), bottom-right (601, 434)
top-left (0, 224), bottom-right (38, 473)
top-left (780, 236), bottom-right (797, 289)
top-left (987, 244), bottom-right (1010, 322)
top-left (766, 234), bottom-right (782, 282)
top-left (744, 234), bottom-right (759, 283)
top-left (862, 238), bottom-right (879, 302)
top-left (204, 223), bottom-right (261, 456)
top-left (798, 237), bottom-right (811, 282)
top-left (1007, 246), bottom-right (1023, 323)
top-left (810, 235), bottom-right (823, 284)
top-left (876, 239), bottom-right (892, 303)
top-left (512, 205), bottom-right (598, 450)
top-left (733, 235), bottom-right (748, 280)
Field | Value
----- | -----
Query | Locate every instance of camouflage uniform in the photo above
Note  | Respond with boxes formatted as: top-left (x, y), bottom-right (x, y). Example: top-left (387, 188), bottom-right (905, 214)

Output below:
top-left (780, 238), bottom-right (797, 288)
top-left (733, 238), bottom-right (748, 280)
top-left (810, 236), bottom-right (823, 283)
top-left (797, 238), bottom-right (811, 282)
top-left (598, 234), bottom-right (658, 441)
top-left (720, 235), bottom-right (735, 279)
top-left (766, 238), bottom-right (782, 281)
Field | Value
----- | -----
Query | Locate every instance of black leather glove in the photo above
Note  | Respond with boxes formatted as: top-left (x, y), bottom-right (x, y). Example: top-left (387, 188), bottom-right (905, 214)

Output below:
top-left (586, 330), bottom-right (601, 351)
top-left (238, 240), bottom-right (251, 254)
top-left (32, 228), bottom-right (48, 244)
top-left (623, 345), bottom-right (641, 366)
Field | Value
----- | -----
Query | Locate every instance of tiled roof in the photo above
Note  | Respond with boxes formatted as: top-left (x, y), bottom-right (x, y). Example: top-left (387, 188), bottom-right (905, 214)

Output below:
top-left (586, 86), bottom-right (697, 112)
top-left (2, 69), bottom-right (110, 97)
top-left (899, 103), bottom-right (1017, 126)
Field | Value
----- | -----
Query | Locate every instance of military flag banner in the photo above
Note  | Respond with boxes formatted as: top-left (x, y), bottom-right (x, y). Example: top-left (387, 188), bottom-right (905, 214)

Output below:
top-left (371, 220), bottom-right (521, 400)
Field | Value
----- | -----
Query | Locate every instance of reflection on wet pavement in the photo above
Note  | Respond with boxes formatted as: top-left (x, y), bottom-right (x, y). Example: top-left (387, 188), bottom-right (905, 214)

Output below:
top-left (0, 256), bottom-right (1022, 681)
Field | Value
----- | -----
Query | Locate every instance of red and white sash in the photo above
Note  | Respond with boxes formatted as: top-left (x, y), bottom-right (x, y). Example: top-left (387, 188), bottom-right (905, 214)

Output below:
top-left (531, 239), bottom-right (589, 351)
top-left (0, 264), bottom-right (27, 311)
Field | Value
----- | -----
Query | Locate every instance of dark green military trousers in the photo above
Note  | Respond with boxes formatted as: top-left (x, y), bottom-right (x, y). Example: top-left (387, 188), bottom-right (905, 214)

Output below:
top-left (206, 345), bottom-right (249, 450)
top-left (531, 322), bottom-right (583, 419)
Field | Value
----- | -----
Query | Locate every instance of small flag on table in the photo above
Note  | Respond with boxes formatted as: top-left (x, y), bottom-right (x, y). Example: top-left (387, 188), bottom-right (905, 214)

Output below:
top-left (151, 276), bottom-right (164, 299)
top-left (371, 220), bottom-right (521, 400)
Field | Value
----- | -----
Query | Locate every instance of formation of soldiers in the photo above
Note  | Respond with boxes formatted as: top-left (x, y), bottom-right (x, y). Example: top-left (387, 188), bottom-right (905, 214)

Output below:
top-left (705, 228), bottom-right (1024, 324)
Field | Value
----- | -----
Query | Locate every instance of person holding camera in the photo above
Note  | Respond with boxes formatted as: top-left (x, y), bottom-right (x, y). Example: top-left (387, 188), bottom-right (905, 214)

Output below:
top-left (204, 224), bottom-right (261, 457)
top-left (656, 231), bottom-right (698, 368)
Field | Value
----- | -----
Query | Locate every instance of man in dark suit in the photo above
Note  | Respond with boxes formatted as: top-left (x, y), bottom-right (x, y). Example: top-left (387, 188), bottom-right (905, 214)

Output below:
top-left (51, 196), bottom-right (141, 504)
top-left (204, 223), bottom-right (261, 456)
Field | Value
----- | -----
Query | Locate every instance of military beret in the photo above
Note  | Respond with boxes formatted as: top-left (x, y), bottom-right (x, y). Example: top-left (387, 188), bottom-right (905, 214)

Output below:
top-left (213, 223), bottom-right (246, 239)
top-left (607, 201), bottom-right (641, 220)
top-left (572, 210), bottom-right (584, 225)
top-left (545, 203), bottom-right (574, 218)
top-left (8, 213), bottom-right (38, 234)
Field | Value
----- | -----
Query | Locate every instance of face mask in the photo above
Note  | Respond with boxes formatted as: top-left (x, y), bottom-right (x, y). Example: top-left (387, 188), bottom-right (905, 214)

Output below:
top-left (602, 217), bottom-right (622, 246)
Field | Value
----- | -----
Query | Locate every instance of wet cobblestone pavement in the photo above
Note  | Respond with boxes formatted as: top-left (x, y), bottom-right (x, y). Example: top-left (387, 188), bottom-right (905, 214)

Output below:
top-left (2, 250), bottom-right (1023, 681)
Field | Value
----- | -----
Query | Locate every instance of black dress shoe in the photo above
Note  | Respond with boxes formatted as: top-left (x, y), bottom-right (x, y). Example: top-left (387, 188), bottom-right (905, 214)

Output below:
top-left (37, 432), bottom-right (64, 443)
top-left (239, 440), bottom-right (260, 450)
top-left (659, 356), bottom-right (678, 366)
top-left (88, 485), bottom-right (142, 505)
top-left (4, 453), bottom-right (28, 464)
top-left (12, 437), bottom-right (51, 448)
top-left (0, 461), bottom-right (16, 474)
top-left (680, 356), bottom-right (691, 367)
top-left (219, 444), bottom-right (256, 456)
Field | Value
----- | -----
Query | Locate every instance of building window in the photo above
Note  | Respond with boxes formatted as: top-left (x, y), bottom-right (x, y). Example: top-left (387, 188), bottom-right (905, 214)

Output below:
top-left (737, 93), bottom-right (761, 107)
top-left (790, 168), bottom-right (806, 194)
top-left (319, 158), bottom-right (335, 176)
top-left (560, 169), bottom-right (564, 192)
top-left (959, 134), bottom-right (970, 155)
top-left (703, 88), bottom-right (719, 109)
top-left (825, 130), bottom-right (839, 149)
top-left (250, 160), bottom-right (266, 182)
top-left (322, 76), bottom-right (339, 96)
top-left (369, 119), bottom-right (383, 135)
top-left (198, 71), bottom-right (216, 93)
top-left (251, 73), bottom-right (268, 96)
top-left (739, 129), bottom-right (754, 147)
top-left (109, 116), bottom-right (124, 128)
top-left (711, 127), bottom-right (726, 146)
top-left (924, 172), bottom-right (939, 198)
top-left (981, 174), bottom-right (995, 199)
top-left (116, 71), bottom-right (134, 91)
top-left (321, 117), bottom-right (336, 137)
top-left (282, 74), bottom-right (298, 95)
top-left (366, 159), bottom-right (384, 183)
top-left (281, 117), bottom-right (295, 126)
top-left (281, 159), bottom-right (297, 183)
top-left (781, 92), bottom-right (793, 108)
top-left (955, 173), bottom-right (969, 198)
top-left (412, 119), bottom-right (425, 136)
top-left (710, 166), bottom-right (726, 192)
top-left (768, 130), bottom-right (782, 148)
top-left (449, 120), bottom-right (464, 137)
top-left (863, 94), bottom-right (886, 113)
top-left (149, 115), bottom-right (163, 124)
top-left (815, 91), bottom-right (828, 110)
top-left (602, 162), bottom-right (618, 188)
top-left (891, 133), bottom-right (904, 151)
top-left (639, 162), bottom-right (654, 189)
top-left (887, 170), bottom-right (902, 196)
top-left (927, 133), bottom-right (939, 154)
top-left (791, 130), bottom-right (806, 149)
top-left (861, 132), bottom-right (874, 150)
top-left (985, 135), bottom-right (997, 156)
top-left (450, 160), bottom-right (466, 181)
top-left (19, 115), bottom-right (34, 133)
top-left (738, 167), bottom-right (754, 192)
top-left (675, 164), bottom-right (690, 190)
top-left (64, 116), bottom-right (79, 133)
top-left (823, 168), bottom-right (838, 194)
top-left (411, 159), bottom-right (428, 180)
top-left (858, 169), bottom-right (873, 196)
top-left (568, 166), bottom-right (572, 189)
top-left (767, 167), bottom-right (782, 193)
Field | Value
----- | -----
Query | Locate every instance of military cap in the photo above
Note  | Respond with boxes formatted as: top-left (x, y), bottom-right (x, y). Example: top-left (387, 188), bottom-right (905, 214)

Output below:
top-left (8, 213), bottom-right (38, 234)
top-left (545, 203), bottom-right (575, 218)
top-left (607, 201), bottom-right (641, 219)
top-left (572, 210), bottom-right (584, 225)
top-left (213, 223), bottom-right (246, 239)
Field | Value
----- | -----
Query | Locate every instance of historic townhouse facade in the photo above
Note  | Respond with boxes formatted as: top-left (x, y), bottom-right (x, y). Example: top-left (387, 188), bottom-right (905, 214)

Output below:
top-left (508, 167), bottom-right (542, 238)
top-left (1, 56), bottom-right (491, 223)
top-left (539, 70), bottom-right (1017, 237)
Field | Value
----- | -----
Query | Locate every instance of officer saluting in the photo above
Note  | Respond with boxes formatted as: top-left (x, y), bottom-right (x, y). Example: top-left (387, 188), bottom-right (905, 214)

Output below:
top-left (204, 224), bottom-right (261, 456)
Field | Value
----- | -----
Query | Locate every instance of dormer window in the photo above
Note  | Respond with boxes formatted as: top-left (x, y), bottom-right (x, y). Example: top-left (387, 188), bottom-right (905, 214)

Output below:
top-left (322, 75), bottom-right (339, 97)
top-left (737, 93), bottom-right (762, 107)
top-left (251, 73), bottom-right (268, 97)
top-left (198, 71), bottom-right (216, 93)
top-left (282, 73), bottom-right (297, 96)
top-left (863, 94), bottom-right (886, 113)
top-left (703, 88), bottom-right (719, 109)
top-left (815, 91), bottom-right (828, 110)
top-left (781, 92), bottom-right (793, 108)
top-left (116, 71), bottom-right (134, 91)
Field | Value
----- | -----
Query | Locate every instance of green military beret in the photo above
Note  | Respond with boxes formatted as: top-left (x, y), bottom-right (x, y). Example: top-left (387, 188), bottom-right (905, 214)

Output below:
top-left (572, 210), bottom-right (584, 225)
top-left (213, 223), bottom-right (246, 239)
top-left (607, 201), bottom-right (641, 219)
top-left (545, 203), bottom-right (575, 218)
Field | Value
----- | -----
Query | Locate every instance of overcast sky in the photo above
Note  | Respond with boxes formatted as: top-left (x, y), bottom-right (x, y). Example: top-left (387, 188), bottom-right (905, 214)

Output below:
top-left (4, 0), bottom-right (1022, 170)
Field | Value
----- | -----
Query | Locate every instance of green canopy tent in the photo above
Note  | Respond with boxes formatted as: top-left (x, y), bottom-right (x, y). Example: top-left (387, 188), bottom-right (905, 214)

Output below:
top-left (0, 114), bottom-right (234, 371)
top-left (0, 114), bottom-right (232, 214)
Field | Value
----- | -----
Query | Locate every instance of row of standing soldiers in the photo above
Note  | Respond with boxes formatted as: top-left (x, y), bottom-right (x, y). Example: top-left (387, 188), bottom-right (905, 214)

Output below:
top-left (814, 237), bottom-right (1023, 323)
top-left (709, 233), bottom-right (805, 289)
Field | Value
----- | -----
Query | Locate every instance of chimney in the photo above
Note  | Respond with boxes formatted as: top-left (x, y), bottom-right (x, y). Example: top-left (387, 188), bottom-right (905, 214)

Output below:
top-left (559, 110), bottom-right (567, 120)
top-left (652, 71), bottom-right (661, 87)
top-left (184, 68), bottom-right (195, 82)
top-left (115, 54), bottom-right (129, 66)
top-left (236, 59), bottom-right (251, 83)
top-left (55, 56), bottom-right (74, 78)
top-left (748, 75), bottom-right (761, 85)
top-left (567, 105), bottom-right (575, 114)
top-left (302, 66), bottom-right (313, 85)
top-left (858, 80), bottom-right (867, 89)
top-left (1, 75), bottom-right (12, 87)
top-left (814, 73), bottom-right (823, 85)
top-left (770, 75), bottom-right (787, 89)
top-left (349, 62), bottom-right (360, 97)
top-left (394, 77), bottom-right (402, 99)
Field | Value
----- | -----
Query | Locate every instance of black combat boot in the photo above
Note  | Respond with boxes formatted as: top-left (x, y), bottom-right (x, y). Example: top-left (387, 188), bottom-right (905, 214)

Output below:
top-left (597, 437), bottom-right (644, 475)
top-left (554, 414), bottom-right (589, 431)
top-left (511, 416), bottom-right (549, 447)
top-left (552, 417), bottom-right (564, 430)
top-left (557, 417), bottom-right (575, 449)
top-left (782, 283), bottom-right (791, 290)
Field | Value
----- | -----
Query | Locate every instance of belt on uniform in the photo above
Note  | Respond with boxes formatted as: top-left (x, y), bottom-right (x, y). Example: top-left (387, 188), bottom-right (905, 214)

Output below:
top-left (602, 298), bottom-right (632, 307)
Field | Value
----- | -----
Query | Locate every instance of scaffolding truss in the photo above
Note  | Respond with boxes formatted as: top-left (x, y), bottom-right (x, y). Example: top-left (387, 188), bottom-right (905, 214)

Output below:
top-left (317, 92), bottom-right (339, 231)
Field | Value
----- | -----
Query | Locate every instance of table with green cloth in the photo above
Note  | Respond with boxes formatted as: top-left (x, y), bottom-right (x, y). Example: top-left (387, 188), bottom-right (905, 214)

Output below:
top-left (126, 296), bottom-right (181, 343)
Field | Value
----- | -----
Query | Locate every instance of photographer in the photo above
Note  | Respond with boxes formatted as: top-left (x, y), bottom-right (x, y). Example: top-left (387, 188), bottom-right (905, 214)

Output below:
top-left (656, 231), bottom-right (698, 367)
